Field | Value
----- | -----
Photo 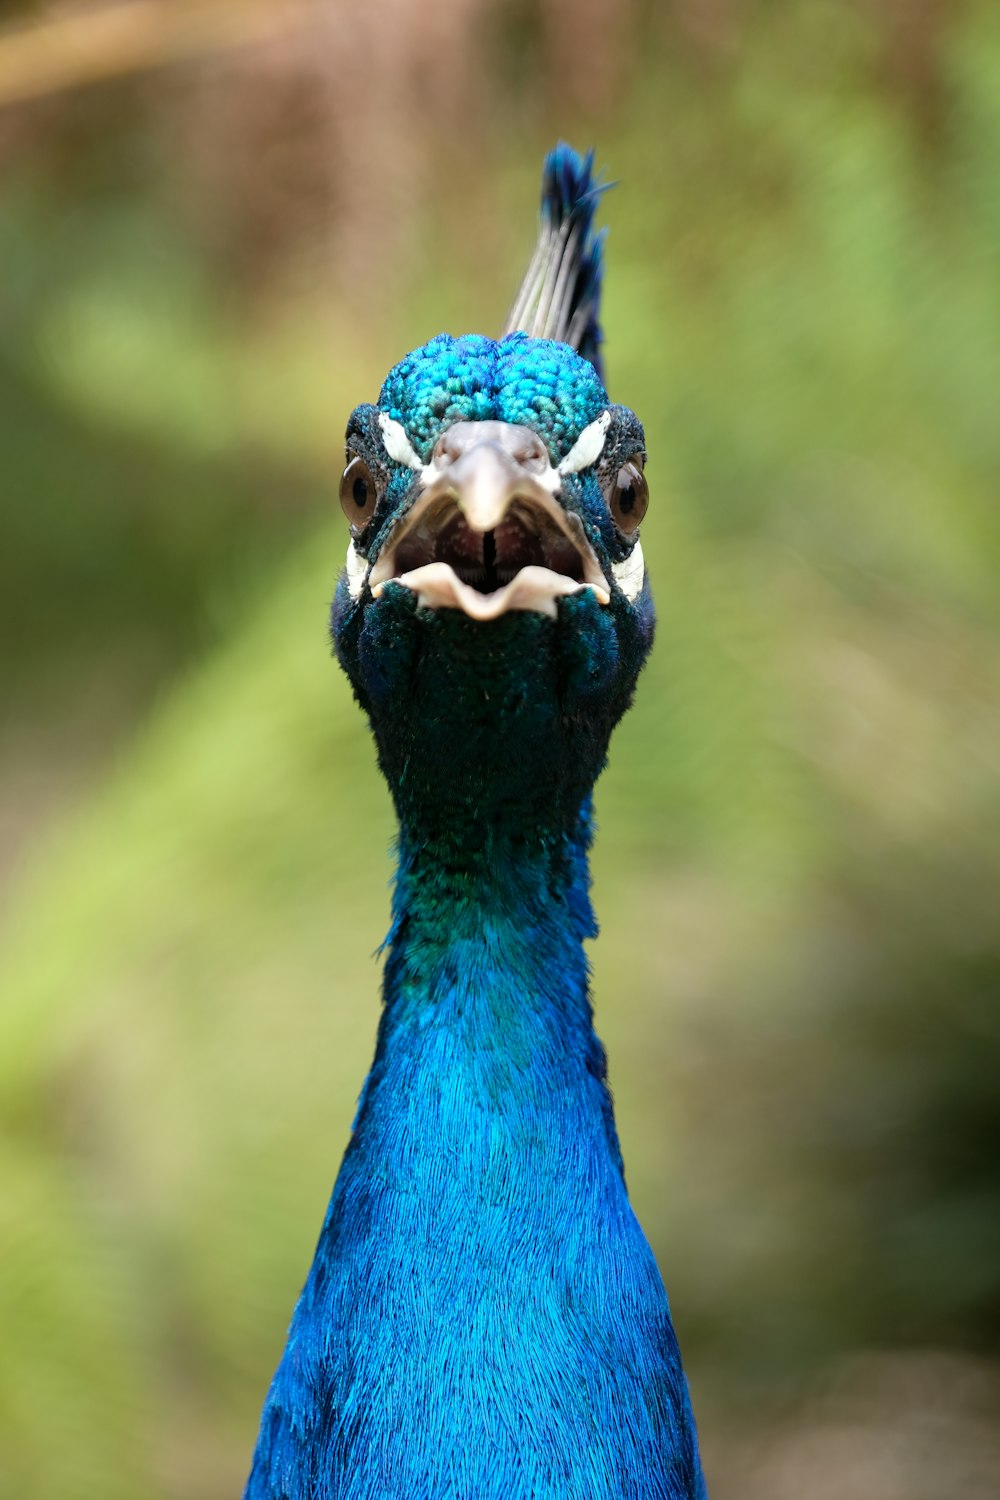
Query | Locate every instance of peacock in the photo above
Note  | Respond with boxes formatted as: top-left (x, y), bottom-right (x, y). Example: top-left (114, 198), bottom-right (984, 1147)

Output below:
top-left (244, 144), bottom-right (707, 1500)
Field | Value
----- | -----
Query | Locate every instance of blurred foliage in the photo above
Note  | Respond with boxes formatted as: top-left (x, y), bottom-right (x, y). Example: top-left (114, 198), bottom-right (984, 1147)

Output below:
top-left (1, 2), bottom-right (999, 1497)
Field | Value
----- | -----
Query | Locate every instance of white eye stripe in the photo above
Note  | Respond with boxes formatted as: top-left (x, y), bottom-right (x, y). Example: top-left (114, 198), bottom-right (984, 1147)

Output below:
top-left (609, 540), bottom-right (645, 601)
top-left (378, 413), bottom-right (423, 470)
top-left (558, 409), bottom-right (612, 475)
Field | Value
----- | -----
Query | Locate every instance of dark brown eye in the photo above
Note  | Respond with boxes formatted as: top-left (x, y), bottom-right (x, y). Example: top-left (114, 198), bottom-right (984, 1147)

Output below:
top-left (339, 455), bottom-right (377, 529)
top-left (608, 460), bottom-right (648, 535)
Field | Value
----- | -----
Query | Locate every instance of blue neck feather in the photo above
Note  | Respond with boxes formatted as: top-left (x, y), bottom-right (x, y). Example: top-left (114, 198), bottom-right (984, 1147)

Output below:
top-left (247, 749), bottom-right (706, 1497)
top-left (376, 805), bottom-right (620, 1183)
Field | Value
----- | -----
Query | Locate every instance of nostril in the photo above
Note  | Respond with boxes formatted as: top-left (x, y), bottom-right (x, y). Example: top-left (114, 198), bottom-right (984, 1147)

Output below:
top-left (432, 421), bottom-right (550, 472)
top-left (511, 434), bottom-right (549, 472)
top-left (433, 424), bottom-right (476, 465)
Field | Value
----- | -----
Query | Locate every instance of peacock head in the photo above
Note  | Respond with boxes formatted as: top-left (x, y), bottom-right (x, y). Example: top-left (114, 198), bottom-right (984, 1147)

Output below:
top-left (330, 151), bottom-right (654, 838)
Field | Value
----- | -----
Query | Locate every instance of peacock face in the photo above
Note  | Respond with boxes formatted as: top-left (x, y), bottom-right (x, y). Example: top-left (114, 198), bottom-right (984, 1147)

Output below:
top-left (330, 332), bottom-right (654, 825)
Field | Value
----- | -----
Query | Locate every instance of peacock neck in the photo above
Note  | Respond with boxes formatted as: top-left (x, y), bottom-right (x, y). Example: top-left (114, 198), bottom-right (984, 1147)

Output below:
top-left (247, 745), bottom-right (706, 1499)
top-left (387, 806), bottom-right (596, 1000)
top-left (349, 796), bottom-right (625, 1189)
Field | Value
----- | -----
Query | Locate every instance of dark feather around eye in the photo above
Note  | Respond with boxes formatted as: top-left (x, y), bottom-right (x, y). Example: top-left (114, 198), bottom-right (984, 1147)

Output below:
top-left (607, 459), bottom-right (648, 535)
top-left (339, 455), bottom-right (378, 530)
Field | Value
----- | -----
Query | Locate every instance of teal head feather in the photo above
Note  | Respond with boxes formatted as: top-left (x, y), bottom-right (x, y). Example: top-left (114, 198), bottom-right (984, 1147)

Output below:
top-left (246, 144), bottom-right (706, 1500)
top-left (331, 327), bottom-right (653, 844)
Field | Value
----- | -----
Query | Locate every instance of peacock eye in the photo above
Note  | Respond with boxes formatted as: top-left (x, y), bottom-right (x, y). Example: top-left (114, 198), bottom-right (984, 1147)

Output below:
top-left (339, 455), bottom-right (378, 530)
top-left (608, 459), bottom-right (648, 535)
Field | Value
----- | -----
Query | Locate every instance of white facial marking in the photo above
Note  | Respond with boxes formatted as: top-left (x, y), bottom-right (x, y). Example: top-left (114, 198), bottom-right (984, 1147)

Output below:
top-left (558, 409), bottom-right (612, 476)
top-left (610, 540), bottom-right (645, 601)
top-left (378, 413), bottom-right (423, 470)
top-left (345, 540), bottom-right (367, 600)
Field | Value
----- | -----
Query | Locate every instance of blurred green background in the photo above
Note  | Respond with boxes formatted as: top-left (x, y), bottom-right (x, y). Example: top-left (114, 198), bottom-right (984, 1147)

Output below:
top-left (1, 2), bottom-right (999, 1496)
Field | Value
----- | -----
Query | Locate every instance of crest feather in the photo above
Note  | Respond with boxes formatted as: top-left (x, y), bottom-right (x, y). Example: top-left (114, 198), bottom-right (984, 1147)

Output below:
top-left (503, 143), bottom-right (611, 382)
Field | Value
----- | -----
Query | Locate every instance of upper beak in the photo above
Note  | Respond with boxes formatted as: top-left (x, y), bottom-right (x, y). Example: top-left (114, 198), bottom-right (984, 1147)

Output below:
top-left (417, 421), bottom-right (555, 532)
top-left (434, 432), bottom-right (534, 532)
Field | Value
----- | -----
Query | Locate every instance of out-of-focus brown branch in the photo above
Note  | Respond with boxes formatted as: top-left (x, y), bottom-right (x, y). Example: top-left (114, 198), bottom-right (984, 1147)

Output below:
top-left (0, 0), bottom-right (318, 110)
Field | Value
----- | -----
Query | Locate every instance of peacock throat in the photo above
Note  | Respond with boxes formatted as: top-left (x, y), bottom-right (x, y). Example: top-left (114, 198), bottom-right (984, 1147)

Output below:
top-left (245, 145), bottom-right (706, 1500)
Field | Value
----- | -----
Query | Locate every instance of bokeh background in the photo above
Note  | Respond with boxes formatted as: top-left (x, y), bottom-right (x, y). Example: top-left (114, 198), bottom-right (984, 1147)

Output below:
top-left (1, 1), bottom-right (999, 1495)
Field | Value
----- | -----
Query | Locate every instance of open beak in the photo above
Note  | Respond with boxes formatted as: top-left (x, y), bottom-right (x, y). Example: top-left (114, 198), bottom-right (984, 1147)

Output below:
top-left (367, 421), bottom-right (610, 620)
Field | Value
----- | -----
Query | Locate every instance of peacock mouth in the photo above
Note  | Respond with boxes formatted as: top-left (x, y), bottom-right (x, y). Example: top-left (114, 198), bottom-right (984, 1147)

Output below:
top-left (369, 494), bottom-right (609, 620)
top-left (365, 420), bottom-right (611, 621)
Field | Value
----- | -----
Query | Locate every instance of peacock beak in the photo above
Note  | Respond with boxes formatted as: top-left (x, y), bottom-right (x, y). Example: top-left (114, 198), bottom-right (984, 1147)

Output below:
top-left (426, 424), bottom-right (542, 533)
top-left (365, 421), bottom-right (609, 619)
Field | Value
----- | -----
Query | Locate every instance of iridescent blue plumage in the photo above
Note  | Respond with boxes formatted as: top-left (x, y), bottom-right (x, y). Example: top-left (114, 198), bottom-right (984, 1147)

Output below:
top-left (379, 333), bottom-right (607, 461)
top-left (245, 145), bottom-right (706, 1499)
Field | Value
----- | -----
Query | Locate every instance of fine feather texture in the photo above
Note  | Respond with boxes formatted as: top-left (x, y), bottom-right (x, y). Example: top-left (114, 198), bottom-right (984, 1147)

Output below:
top-left (247, 805), bottom-right (703, 1498)
top-left (244, 146), bottom-right (706, 1499)
top-left (503, 142), bottom-right (609, 381)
